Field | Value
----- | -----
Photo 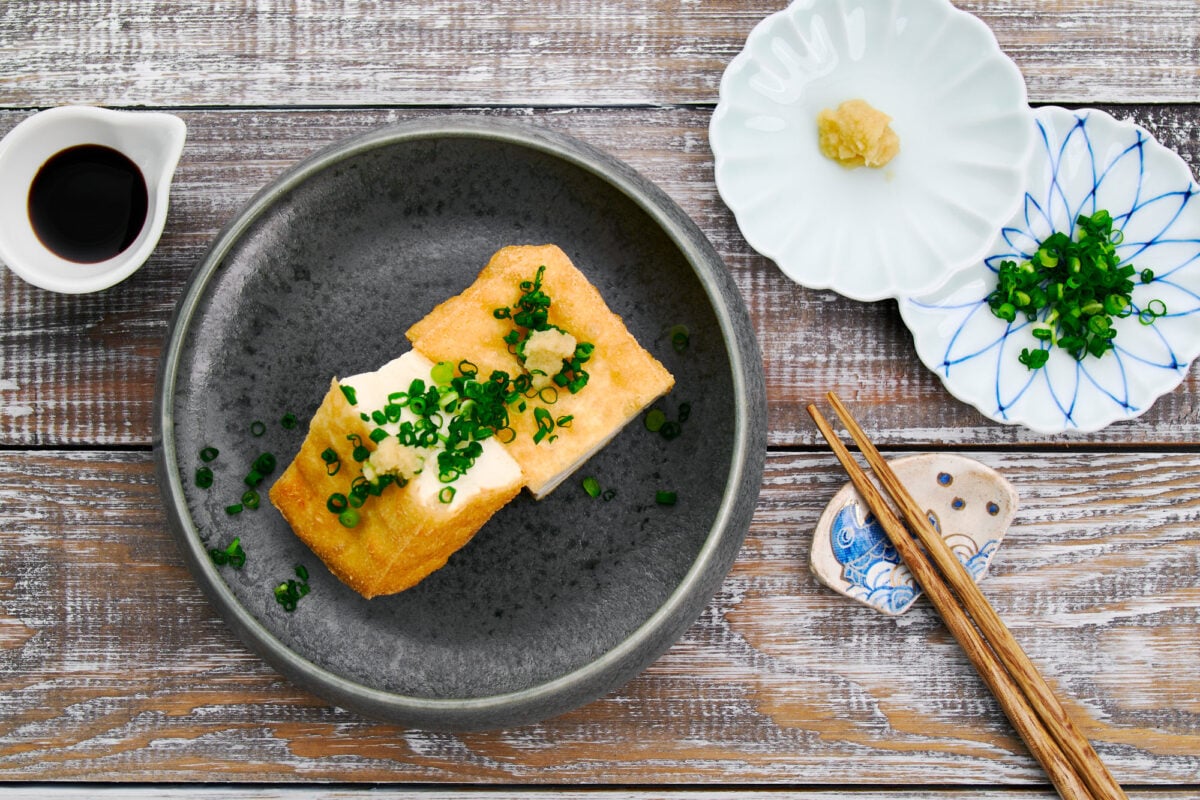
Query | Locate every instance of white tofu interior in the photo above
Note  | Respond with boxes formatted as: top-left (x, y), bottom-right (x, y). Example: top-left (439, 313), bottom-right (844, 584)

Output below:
top-left (342, 351), bottom-right (521, 507)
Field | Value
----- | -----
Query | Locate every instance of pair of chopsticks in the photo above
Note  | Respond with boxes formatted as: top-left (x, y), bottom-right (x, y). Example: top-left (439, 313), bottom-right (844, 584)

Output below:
top-left (807, 393), bottom-right (1125, 800)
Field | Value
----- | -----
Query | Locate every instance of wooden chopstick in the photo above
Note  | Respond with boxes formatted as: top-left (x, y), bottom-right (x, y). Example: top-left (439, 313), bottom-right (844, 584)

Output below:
top-left (822, 393), bottom-right (1127, 800)
top-left (805, 400), bottom-right (1106, 800)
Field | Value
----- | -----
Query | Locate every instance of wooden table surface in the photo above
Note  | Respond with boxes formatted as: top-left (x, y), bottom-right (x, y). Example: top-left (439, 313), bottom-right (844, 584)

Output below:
top-left (2, 1), bottom-right (1199, 797)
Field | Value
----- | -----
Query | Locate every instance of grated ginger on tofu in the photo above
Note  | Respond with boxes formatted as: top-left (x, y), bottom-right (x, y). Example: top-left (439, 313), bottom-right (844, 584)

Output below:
top-left (364, 436), bottom-right (424, 483)
top-left (522, 327), bottom-right (577, 389)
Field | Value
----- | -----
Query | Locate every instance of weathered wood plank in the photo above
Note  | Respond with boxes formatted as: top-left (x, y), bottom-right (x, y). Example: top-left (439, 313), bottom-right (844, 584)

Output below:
top-left (0, 790), bottom-right (1197, 800)
top-left (3, 1), bottom-right (1197, 793)
top-left (0, 1), bottom-right (1196, 107)
top-left (2, 106), bottom-right (1199, 449)
top-left (1, 449), bottom-right (1197, 783)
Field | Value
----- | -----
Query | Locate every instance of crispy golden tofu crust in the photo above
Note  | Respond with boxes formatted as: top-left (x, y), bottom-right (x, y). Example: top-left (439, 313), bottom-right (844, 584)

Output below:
top-left (406, 244), bottom-right (674, 497)
top-left (272, 244), bottom-right (673, 598)
top-left (269, 380), bottom-right (522, 599)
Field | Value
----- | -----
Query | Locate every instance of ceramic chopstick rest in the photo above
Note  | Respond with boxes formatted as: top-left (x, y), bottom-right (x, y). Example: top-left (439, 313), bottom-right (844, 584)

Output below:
top-left (810, 453), bottom-right (1018, 615)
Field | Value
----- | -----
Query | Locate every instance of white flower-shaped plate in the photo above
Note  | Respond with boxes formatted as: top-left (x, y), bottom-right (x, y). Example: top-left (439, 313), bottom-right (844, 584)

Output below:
top-left (900, 107), bottom-right (1200, 433)
top-left (710, 0), bottom-right (1034, 301)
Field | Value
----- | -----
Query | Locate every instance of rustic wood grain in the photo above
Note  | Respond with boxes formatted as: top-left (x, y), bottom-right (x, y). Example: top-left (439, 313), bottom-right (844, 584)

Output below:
top-left (0, 1), bottom-right (1196, 107)
top-left (2, 449), bottom-right (1197, 784)
top-left (2, 106), bottom-right (1198, 450)
top-left (3, 0), bottom-right (1200, 791)
top-left (1, 791), bottom-right (1198, 800)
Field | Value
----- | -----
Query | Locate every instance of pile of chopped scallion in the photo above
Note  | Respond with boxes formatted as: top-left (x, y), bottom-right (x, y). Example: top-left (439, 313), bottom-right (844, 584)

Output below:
top-left (987, 209), bottom-right (1165, 370)
top-left (494, 265), bottom-right (595, 395)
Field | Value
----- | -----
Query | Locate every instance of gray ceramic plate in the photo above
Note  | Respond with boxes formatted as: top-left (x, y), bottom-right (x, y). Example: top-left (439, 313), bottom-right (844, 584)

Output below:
top-left (154, 116), bottom-right (766, 731)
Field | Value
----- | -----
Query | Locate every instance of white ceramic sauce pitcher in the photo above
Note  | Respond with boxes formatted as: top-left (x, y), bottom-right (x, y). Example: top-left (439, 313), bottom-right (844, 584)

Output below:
top-left (0, 106), bottom-right (186, 294)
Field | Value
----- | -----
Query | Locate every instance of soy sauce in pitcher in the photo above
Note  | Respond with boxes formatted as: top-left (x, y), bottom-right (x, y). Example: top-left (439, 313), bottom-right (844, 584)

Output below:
top-left (27, 144), bottom-right (149, 264)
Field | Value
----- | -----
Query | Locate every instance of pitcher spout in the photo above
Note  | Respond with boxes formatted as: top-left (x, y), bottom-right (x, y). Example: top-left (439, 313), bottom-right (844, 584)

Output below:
top-left (122, 110), bottom-right (188, 197)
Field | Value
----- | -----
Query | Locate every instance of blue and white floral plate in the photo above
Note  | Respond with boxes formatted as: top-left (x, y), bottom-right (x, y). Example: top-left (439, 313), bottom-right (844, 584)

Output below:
top-left (900, 107), bottom-right (1200, 433)
top-left (710, 0), bottom-right (1034, 301)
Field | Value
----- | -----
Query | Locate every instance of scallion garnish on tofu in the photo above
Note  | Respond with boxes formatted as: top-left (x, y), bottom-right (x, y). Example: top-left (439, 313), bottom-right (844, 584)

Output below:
top-left (492, 265), bottom-right (596, 443)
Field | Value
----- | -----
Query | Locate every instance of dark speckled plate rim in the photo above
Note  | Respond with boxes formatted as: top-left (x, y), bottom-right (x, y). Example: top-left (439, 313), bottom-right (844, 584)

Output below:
top-left (153, 115), bottom-right (766, 728)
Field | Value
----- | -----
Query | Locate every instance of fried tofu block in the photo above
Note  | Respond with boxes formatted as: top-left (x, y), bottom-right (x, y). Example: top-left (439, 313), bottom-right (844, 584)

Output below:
top-left (406, 244), bottom-right (674, 498)
top-left (270, 352), bottom-right (523, 599)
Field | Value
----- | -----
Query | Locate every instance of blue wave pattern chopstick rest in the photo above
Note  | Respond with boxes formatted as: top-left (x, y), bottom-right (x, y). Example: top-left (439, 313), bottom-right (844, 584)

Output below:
top-left (811, 454), bottom-right (1017, 615)
top-left (899, 106), bottom-right (1200, 433)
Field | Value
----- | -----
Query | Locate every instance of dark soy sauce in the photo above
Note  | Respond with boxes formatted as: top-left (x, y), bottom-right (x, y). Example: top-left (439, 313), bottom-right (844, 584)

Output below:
top-left (27, 144), bottom-right (149, 264)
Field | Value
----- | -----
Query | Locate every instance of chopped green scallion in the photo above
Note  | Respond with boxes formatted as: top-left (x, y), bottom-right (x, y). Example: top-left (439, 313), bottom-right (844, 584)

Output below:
top-left (273, 569), bottom-right (311, 612)
top-left (208, 537), bottom-right (245, 569)
top-left (1140, 299), bottom-right (1168, 324)
top-left (226, 537), bottom-right (245, 568)
top-left (532, 407), bottom-right (555, 445)
top-left (195, 466), bottom-right (214, 489)
top-left (431, 361), bottom-right (455, 385)
top-left (1018, 348), bottom-right (1050, 370)
top-left (669, 324), bottom-right (690, 353)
